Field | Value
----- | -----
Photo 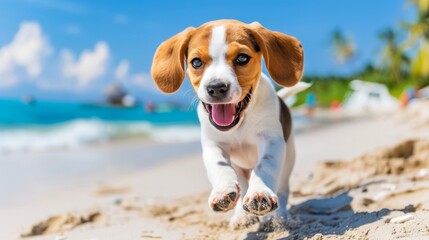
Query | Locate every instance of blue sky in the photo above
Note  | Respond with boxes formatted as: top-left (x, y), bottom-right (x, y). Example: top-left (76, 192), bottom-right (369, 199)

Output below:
top-left (0, 0), bottom-right (415, 103)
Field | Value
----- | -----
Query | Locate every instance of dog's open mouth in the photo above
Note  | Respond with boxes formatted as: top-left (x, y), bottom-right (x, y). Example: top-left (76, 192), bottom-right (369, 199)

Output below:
top-left (202, 88), bottom-right (252, 131)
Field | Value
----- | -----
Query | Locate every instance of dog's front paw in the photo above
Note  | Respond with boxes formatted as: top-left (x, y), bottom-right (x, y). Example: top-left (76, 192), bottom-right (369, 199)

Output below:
top-left (243, 190), bottom-right (278, 216)
top-left (209, 183), bottom-right (240, 212)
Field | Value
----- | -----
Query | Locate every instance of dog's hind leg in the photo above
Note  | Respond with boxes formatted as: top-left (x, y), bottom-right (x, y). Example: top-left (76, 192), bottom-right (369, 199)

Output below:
top-left (242, 135), bottom-right (286, 216)
top-left (229, 165), bottom-right (259, 229)
top-left (277, 133), bottom-right (296, 216)
top-left (260, 133), bottom-right (296, 231)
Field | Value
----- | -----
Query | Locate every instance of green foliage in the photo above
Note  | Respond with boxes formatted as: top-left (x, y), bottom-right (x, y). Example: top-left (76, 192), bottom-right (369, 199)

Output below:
top-left (389, 78), bottom-right (417, 98)
top-left (402, 0), bottom-right (429, 80)
top-left (377, 27), bottom-right (410, 82)
top-left (293, 76), bottom-right (352, 107)
top-left (292, 69), bottom-right (425, 108)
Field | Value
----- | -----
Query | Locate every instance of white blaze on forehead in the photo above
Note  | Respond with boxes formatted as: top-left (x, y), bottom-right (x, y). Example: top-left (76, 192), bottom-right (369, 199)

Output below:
top-left (197, 24), bottom-right (242, 103)
top-left (209, 25), bottom-right (228, 63)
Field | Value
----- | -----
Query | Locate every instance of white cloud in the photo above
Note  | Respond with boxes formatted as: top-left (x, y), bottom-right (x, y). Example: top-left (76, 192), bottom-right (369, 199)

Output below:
top-left (61, 41), bottom-right (109, 87)
top-left (115, 60), bottom-right (129, 79)
top-left (0, 21), bottom-right (51, 86)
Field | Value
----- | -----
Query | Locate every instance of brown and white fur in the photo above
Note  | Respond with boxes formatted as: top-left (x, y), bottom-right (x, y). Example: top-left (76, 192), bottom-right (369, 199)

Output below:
top-left (151, 20), bottom-right (304, 230)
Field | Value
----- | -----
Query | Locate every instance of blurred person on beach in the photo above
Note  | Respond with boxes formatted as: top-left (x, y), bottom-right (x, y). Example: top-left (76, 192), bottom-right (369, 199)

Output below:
top-left (400, 86), bottom-right (417, 108)
top-left (330, 100), bottom-right (341, 111)
top-left (306, 92), bottom-right (317, 117)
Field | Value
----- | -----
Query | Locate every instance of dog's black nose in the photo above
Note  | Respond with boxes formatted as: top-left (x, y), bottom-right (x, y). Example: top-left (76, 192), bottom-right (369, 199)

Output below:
top-left (206, 83), bottom-right (229, 98)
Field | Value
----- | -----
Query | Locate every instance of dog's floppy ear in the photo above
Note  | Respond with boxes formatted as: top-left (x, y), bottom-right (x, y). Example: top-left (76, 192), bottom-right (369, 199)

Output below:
top-left (248, 22), bottom-right (304, 87)
top-left (151, 27), bottom-right (195, 93)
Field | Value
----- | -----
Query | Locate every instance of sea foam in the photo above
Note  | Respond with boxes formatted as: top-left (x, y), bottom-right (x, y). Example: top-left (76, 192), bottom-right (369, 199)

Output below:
top-left (0, 119), bottom-right (201, 154)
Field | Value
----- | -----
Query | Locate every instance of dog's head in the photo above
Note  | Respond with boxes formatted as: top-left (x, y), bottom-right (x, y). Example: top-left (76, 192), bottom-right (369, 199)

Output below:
top-left (151, 20), bottom-right (303, 131)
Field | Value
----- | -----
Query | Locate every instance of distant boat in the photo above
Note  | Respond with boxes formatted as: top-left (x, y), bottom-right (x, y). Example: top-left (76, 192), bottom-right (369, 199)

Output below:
top-left (103, 83), bottom-right (136, 107)
top-left (145, 102), bottom-right (156, 113)
top-left (21, 95), bottom-right (36, 105)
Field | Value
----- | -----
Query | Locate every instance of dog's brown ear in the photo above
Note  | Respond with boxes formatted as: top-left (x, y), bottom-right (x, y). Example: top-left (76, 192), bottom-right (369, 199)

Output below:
top-left (151, 27), bottom-right (195, 93)
top-left (248, 22), bottom-right (304, 87)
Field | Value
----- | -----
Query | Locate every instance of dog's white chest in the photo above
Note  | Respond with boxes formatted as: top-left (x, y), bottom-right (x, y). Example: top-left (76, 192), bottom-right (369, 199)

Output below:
top-left (230, 142), bottom-right (258, 169)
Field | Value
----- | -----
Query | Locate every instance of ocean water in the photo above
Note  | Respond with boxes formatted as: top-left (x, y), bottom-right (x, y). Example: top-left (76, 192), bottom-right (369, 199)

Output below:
top-left (0, 99), bottom-right (201, 154)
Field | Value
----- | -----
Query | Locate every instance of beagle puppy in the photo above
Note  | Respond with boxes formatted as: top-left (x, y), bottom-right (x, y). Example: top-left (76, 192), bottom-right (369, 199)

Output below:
top-left (151, 19), bottom-right (304, 230)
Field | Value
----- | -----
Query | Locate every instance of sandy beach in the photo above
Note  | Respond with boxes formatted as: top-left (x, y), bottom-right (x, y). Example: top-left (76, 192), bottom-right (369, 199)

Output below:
top-left (2, 101), bottom-right (429, 240)
top-left (2, 1), bottom-right (429, 239)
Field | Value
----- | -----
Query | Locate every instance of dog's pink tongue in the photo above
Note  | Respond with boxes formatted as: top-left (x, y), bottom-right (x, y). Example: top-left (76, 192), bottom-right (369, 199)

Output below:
top-left (211, 104), bottom-right (236, 126)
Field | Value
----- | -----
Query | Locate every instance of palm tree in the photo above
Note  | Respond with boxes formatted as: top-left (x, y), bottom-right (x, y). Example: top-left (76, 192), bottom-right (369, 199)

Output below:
top-left (402, 0), bottom-right (429, 83)
top-left (378, 28), bottom-right (409, 82)
top-left (410, 41), bottom-right (429, 80)
top-left (330, 29), bottom-right (356, 65)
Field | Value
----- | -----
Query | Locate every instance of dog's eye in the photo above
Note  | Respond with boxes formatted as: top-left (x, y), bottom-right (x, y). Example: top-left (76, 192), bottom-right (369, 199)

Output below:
top-left (235, 54), bottom-right (251, 65)
top-left (191, 58), bottom-right (203, 69)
